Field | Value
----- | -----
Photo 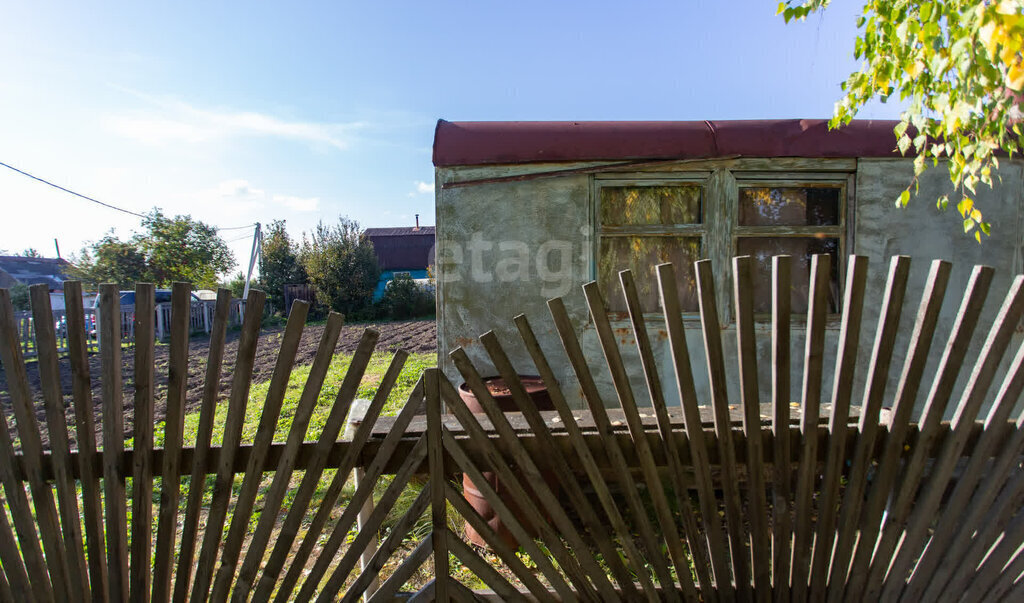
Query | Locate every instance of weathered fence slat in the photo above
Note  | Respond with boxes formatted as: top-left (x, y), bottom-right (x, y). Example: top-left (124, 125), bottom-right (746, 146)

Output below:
top-left (99, 283), bottom-right (130, 602)
top-left (64, 281), bottom-right (109, 599)
top-left (548, 296), bottom-right (679, 597)
top-left (769, 255), bottom-right (793, 602)
top-left (583, 280), bottom-right (700, 601)
top-left (254, 328), bottom-right (379, 602)
top-left (129, 283), bottom-right (154, 603)
top-left (172, 289), bottom-right (232, 603)
top-left (231, 311), bottom-right (346, 598)
top-left (189, 288), bottom-right (265, 602)
top-left (209, 300), bottom-right (309, 601)
top-left (658, 262), bottom-right (734, 601)
top-left (696, 258), bottom-right (753, 600)
top-left (514, 313), bottom-right (661, 601)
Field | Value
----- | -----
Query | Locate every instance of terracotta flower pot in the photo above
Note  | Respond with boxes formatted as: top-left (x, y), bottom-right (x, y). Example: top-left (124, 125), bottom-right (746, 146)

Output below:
top-left (458, 375), bottom-right (556, 549)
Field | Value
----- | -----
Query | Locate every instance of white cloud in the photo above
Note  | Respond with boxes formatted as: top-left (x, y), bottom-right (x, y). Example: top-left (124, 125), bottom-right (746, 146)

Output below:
top-left (104, 92), bottom-right (364, 150)
top-left (273, 194), bottom-right (320, 212)
top-left (415, 180), bottom-right (434, 194)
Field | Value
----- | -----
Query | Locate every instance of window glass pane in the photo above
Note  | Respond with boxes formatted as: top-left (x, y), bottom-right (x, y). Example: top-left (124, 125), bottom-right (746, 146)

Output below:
top-left (601, 185), bottom-right (702, 226)
top-left (736, 237), bottom-right (841, 314)
top-left (599, 236), bottom-right (701, 313)
top-left (739, 187), bottom-right (840, 226)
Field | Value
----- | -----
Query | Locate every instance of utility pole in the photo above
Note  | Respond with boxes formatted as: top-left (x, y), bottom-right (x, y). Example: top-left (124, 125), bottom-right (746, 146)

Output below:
top-left (242, 222), bottom-right (262, 301)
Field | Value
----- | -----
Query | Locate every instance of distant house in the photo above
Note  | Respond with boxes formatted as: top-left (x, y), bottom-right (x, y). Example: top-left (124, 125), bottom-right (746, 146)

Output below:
top-left (0, 255), bottom-right (77, 310)
top-left (364, 219), bottom-right (435, 301)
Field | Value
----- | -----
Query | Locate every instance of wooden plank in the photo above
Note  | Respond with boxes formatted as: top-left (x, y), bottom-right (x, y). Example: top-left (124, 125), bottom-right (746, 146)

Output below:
top-left (439, 424), bottom-right (576, 600)
top-left (913, 409), bottom-right (1024, 601)
top-left (480, 328), bottom-right (644, 600)
top-left (209, 300), bottom-right (309, 600)
top-left (129, 284), bottom-right (155, 603)
top-left (251, 328), bottom-right (380, 602)
top-left (789, 254), bottom-right (832, 602)
top-left (188, 289), bottom-right (266, 602)
top-left (312, 434), bottom-right (429, 600)
top-left (929, 455), bottom-right (1024, 602)
top-left (0, 491), bottom-right (32, 598)
top-left (231, 311), bottom-right (345, 599)
top-left (657, 261), bottom-right (733, 601)
top-left (340, 486), bottom-right (433, 603)
top-left (731, 256), bottom-right (772, 602)
top-left (769, 255), bottom-right (792, 602)
top-left (366, 535), bottom-right (432, 603)
top-left (589, 278), bottom-right (700, 597)
top-left (99, 283), bottom-right (130, 602)
top-left (149, 284), bottom-right (192, 602)
top-left (546, 296), bottom-right (679, 598)
top-left (960, 505), bottom-right (1024, 603)
top-left (171, 289), bottom-right (232, 602)
top-left (619, 270), bottom-right (716, 599)
top-left (446, 530), bottom-right (522, 601)
top-left (806, 255), bottom-right (869, 602)
top-left (824, 255), bottom-right (912, 602)
top-left (63, 281), bottom-right (109, 599)
top-left (29, 284), bottom-right (92, 599)
top-left (442, 481), bottom-right (549, 598)
top-left (513, 314), bottom-right (661, 602)
top-left (695, 258), bottom-right (752, 600)
top-left (869, 274), bottom-right (1024, 601)
top-left (975, 521), bottom-right (1024, 603)
top-left (425, 368), bottom-right (449, 603)
top-left (449, 352), bottom-right (613, 601)
top-left (283, 351), bottom-right (413, 601)
top-left (840, 260), bottom-right (952, 601)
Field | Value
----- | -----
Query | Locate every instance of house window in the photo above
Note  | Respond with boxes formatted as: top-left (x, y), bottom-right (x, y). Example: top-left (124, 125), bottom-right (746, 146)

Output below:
top-left (596, 182), bottom-right (704, 313)
top-left (735, 183), bottom-right (845, 315)
top-left (392, 271), bottom-right (412, 278)
top-left (596, 172), bottom-right (849, 318)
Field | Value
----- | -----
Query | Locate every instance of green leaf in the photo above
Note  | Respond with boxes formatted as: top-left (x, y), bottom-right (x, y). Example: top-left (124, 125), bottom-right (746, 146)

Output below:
top-left (898, 190), bottom-right (911, 207)
top-left (963, 218), bottom-right (974, 233)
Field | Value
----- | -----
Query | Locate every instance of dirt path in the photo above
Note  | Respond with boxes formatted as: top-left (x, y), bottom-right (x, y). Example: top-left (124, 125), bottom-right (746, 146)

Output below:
top-left (0, 319), bottom-right (436, 449)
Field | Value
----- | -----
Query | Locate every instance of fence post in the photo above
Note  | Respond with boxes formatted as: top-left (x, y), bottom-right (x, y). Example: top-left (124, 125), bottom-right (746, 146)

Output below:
top-left (155, 304), bottom-right (165, 341)
top-left (343, 399), bottom-right (379, 601)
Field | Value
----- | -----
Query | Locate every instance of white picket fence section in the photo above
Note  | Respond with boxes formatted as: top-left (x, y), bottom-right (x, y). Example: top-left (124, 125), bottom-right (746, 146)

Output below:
top-left (12, 300), bottom-right (247, 358)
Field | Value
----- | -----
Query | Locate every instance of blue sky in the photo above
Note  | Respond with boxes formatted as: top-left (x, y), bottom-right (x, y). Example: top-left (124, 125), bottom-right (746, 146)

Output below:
top-left (0, 0), bottom-right (900, 277)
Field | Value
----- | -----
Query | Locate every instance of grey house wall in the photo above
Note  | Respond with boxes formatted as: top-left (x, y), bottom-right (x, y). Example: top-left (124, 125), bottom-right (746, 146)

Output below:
top-left (435, 157), bottom-right (1024, 417)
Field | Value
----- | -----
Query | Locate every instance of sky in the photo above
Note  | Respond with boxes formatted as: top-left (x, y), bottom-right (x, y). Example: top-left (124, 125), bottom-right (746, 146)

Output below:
top-left (0, 0), bottom-right (901, 279)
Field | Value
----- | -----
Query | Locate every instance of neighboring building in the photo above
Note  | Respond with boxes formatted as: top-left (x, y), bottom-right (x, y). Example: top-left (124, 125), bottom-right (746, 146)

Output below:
top-left (365, 219), bottom-right (436, 300)
top-left (0, 255), bottom-right (77, 310)
top-left (433, 119), bottom-right (1024, 414)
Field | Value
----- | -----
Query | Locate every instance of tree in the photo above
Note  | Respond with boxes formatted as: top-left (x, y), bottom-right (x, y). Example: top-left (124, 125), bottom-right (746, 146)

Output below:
top-left (20, 248), bottom-right (41, 258)
top-left (8, 284), bottom-right (30, 311)
top-left (377, 273), bottom-right (435, 319)
top-left (71, 210), bottom-right (235, 288)
top-left (300, 217), bottom-right (379, 317)
top-left (223, 272), bottom-right (257, 298)
top-left (259, 220), bottom-right (306, 312)
top-left (780, 0), bottom-right (1024, 240)
top-left (71, 232), bottom-right (151, 288)
top-left (137, 209), bottom-right (235, 288)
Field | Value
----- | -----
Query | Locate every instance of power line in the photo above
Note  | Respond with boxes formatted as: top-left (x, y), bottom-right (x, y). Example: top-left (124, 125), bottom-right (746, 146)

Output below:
top-left (0, 160), bottom-right (147, 218)
top-left (1, 160), bottom-right (259, 232)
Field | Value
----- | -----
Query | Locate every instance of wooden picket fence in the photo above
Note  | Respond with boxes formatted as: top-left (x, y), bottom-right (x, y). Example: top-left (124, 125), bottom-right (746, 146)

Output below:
top-left (0, 254), bottom-right (1021, 601)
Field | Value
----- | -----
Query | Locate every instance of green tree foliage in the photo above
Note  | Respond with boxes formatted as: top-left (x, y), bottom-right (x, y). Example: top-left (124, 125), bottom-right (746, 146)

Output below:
top-left (20, 248), bottom-right (41, 258)
top-left (72, 232), bottom-right (151, 288)
top-left (72, 211), bottom-right (235, 288)
top-left (376, 273), bottom-right (435, 319)
top-left (8, 284), bottom-right (30, 311)
top-left (223, 272), bottom-right (257, 298)
top-left (137, 209), bottom-right (235, 287)
top-left (779, 0), bottom-right (1024, 240)
top-left (258, 220), bottom-right (306, 311)
top-left (300, 217), bottom-right (379, 317)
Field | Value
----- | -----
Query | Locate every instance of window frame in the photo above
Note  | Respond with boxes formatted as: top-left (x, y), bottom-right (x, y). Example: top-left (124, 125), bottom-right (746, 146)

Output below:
top-left (592, 175), bottom-right (709, 316)
top-left (590, 165), bottom-right (855, 324)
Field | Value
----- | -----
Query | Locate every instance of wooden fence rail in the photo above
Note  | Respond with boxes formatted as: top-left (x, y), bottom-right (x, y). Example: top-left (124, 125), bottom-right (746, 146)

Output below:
top-left (0, 255), bottom-right (1021, 601)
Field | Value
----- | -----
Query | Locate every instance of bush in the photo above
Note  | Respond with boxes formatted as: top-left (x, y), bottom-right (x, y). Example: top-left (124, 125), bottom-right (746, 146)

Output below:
top-left (376, 274), bottom-right (435, 320)
top-left (300, 217), bottom-right (378, 318)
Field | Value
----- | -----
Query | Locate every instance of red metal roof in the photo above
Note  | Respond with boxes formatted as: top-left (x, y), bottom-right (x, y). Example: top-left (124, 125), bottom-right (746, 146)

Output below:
top-left (432, 119), bottom-right (903, 167)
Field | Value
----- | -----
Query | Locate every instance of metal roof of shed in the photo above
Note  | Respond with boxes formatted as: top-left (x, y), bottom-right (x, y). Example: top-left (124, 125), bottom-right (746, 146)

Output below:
top-left (432, 119), bottom-right (903, 167)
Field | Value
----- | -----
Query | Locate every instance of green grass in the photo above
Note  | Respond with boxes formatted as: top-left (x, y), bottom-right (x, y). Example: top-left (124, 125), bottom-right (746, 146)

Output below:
top-left (155, 351), bottom-right (435, 448)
